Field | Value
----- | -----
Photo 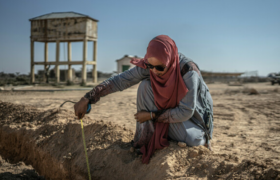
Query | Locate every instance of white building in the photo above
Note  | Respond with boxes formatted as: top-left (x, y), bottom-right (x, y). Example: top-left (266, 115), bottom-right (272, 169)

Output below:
top-left (116, 55), bottom-right (142, 73)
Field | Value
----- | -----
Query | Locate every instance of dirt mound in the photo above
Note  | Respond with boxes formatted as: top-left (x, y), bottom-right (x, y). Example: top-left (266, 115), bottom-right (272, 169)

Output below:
top-left (243, 87), bottom-right (259, 95)
top-left (0, 101), bottom-right (279, 179)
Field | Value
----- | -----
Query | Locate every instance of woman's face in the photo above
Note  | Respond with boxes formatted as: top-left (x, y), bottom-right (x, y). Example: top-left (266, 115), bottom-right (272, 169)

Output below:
top-left (147, 57), bottom-right (168, 77)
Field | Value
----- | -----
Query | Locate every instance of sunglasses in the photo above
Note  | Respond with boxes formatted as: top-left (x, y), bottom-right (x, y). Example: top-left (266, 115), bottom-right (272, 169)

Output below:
top-left (144, 62), bottom-right (166, 71)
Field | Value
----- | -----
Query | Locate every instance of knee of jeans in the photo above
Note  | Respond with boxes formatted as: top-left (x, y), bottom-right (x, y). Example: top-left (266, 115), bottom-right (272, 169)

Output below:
top-left (138, 79), bottom-right (151, 94)
top-left (185, 133), bottom-right (205, 147)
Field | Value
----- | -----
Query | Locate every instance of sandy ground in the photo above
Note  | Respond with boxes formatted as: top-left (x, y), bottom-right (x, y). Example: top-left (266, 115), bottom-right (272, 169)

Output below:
top-left (0, 82), bottom-right (280, 179)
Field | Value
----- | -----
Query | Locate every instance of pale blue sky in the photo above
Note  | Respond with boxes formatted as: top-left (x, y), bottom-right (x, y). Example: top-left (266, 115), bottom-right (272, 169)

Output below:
top-left (0, 0), bottom-right (279, 76)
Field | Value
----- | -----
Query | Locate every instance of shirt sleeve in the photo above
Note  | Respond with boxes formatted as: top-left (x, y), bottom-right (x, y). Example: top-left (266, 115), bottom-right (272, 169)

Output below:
top-left (156, 70), bottom-right (199, 123)
top-left (84, 66), bottom-right (150, 104)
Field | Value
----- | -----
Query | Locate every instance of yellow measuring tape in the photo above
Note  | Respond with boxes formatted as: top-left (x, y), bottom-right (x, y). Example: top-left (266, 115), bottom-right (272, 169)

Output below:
top-left (80, 119), bottom-right (92, 180)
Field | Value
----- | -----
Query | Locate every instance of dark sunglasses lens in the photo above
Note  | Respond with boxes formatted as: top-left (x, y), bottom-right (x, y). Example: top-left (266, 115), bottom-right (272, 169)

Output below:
top-left (155, 66), bottom-right (165, 71)
top-left (145, 63), bottom-right (165, 71)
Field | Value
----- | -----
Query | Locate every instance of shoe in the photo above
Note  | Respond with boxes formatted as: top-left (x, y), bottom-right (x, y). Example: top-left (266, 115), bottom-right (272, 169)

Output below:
top-left (135, 148), bottom-right (143, 155)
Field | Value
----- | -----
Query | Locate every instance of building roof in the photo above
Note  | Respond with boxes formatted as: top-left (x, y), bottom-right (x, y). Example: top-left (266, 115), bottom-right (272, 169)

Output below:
top-left (116, 55), bottom-right (143, 62)
top-left (30, 12), bottom-right (99, 22)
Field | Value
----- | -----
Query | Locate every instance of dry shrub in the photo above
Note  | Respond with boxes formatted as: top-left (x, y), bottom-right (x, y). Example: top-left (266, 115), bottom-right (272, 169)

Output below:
top-left (273, 88), bottom-right (279, 93)
top-left (242, 87), bottom-right (259, 95)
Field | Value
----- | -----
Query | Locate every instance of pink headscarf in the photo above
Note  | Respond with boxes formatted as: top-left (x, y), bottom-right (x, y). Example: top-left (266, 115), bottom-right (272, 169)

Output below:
top-left (131, 35), bottom-right (188, 110)
top-left (131, 35), bottom-right (188, 163)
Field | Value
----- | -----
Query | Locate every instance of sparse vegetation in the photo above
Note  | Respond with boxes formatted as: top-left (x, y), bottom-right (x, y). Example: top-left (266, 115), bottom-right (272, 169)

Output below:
top-left (0, 72), bottom-right (30, 86)
top-left (66, 80), bottom-right (74, 86)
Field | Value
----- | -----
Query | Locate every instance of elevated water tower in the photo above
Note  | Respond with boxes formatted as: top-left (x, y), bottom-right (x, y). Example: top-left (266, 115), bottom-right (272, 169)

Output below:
top-left (29, 12), bottom-right (98, 84)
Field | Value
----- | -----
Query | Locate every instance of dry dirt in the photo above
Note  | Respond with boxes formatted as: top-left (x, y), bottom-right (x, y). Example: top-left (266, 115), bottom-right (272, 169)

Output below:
top-left (0, 82), bottom-right (280, 180)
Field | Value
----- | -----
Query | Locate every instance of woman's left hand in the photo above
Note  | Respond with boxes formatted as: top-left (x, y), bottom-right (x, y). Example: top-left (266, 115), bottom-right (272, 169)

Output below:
top-left (134, 111), bottom-right (152, 123)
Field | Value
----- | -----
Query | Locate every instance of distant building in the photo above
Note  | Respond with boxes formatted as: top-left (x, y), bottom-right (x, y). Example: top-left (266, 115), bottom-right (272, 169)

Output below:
top-left (38, 68), bottom-right (76, 81)
top-left (30, 12), bottom-right (99, 84)
top-left (116, 55), bottom-right (142, 73)
top-left (201, 70), bottom-right (244, 83)
top-left (201, 71), bottom-right (244, 78)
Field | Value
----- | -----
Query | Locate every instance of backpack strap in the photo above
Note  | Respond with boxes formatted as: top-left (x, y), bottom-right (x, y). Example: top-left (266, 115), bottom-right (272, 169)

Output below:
top-left (181, 63), bottom-right (191, 77)
top-left (181, 61), bottom-right (201, 77)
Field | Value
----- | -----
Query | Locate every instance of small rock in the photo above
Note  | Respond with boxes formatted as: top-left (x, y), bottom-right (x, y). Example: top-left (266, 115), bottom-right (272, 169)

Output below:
top-left (170, 148), bottom-right (174, 151)
top-left (248, 88), bottom-right (259, 95)
top-left (61, 130), bottom-right (64, 134)
top-left (63, 156), bottom-right (67, 159)
top-left (17, 162), bottom-right (25, 166)
top-left (68, 153), bottom-right (71, 156)
top-left (178, 142), bottom-right (187, 148)
top-left (189, 150), bottom-right (199, 158)
top-left (130, 147), bottom-right (134, 153)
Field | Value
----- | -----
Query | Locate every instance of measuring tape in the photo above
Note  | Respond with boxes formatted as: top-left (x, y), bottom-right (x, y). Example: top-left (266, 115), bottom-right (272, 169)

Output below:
top-left (59, 101), bottom-right (92, 180)
top-left (81, 118), bottom-right (91, 180)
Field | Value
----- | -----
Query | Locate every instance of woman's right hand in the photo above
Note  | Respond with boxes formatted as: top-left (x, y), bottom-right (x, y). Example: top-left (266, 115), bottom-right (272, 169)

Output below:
top-left (74, 97), bottom-right (90, 119)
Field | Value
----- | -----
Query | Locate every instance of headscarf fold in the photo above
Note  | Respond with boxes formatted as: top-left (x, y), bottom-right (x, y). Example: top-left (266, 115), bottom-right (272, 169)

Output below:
top-left (131, 35), bottom-right (189, 163)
